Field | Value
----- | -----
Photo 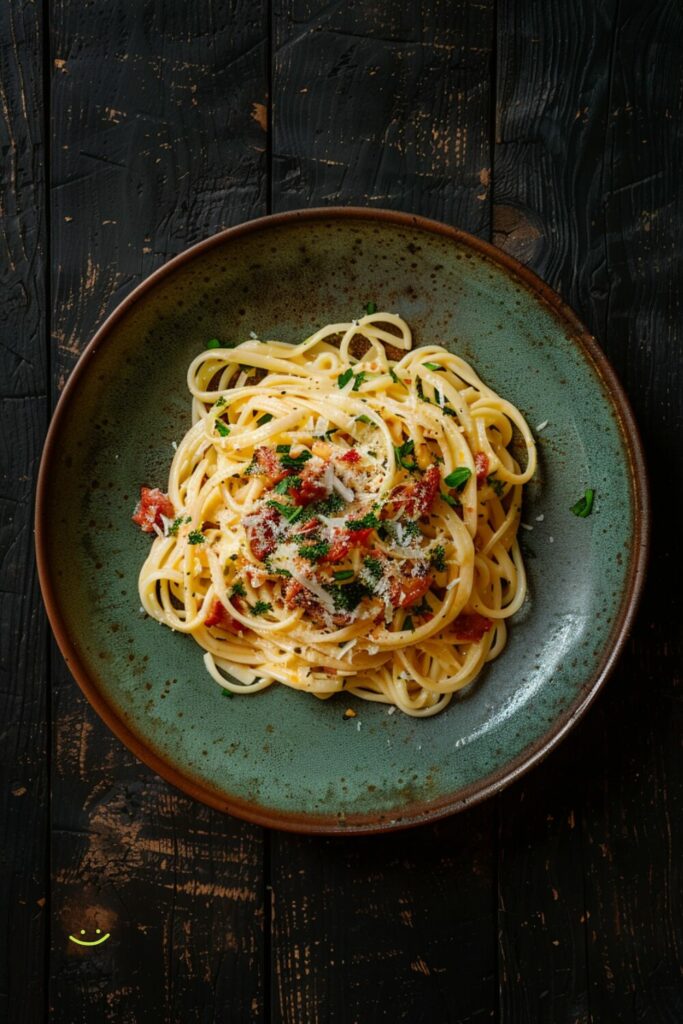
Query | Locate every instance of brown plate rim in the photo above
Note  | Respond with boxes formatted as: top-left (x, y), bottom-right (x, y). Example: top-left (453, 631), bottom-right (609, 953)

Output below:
top-left (35, 206), bottom-right (650, 835)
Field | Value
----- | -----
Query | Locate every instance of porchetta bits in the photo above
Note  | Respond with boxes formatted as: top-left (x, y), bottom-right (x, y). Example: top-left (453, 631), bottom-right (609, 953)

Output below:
top-left (344, 708), bottom-right (357, 718)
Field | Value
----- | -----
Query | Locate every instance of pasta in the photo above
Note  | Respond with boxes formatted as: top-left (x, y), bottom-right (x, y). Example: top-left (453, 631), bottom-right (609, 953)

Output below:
top-left (135, 312), bottom-right (536, 717)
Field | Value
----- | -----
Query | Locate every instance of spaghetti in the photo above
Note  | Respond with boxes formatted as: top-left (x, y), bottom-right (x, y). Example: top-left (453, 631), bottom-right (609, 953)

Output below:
top-left (135, 312), bottom-right (536, 717)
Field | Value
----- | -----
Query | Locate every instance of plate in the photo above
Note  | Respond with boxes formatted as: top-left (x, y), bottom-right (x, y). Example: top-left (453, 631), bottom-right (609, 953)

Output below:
top-left (36, 209), bottom-right (649, 833)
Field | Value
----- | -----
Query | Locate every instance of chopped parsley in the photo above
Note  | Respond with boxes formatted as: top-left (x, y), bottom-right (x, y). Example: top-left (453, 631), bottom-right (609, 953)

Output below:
top-left (416, 378), bottom-right (431, 403)
top-left (487, 474), bottom-right (504, 497)
top-left (571, 488), bottom-right (595, 518)
top-left (363, 556), bottom-right (383, 580)
top-left (444, 467), bottom-right (472, 490)
top-left (352, 371), bottom-right (367, 391)
top-left (250, 601), bottom-right (272, 616)
top-left (327, 581), bottom-right (371, 612)
top-left (309, 492), bottom-right (345, 516)
top-left (394, 438), bottom-right (416, 471)
top-left (206, 338), bottom-right (221, 349)
top-left (279, 450), bottom-right (313, 471)
top-left (364, 301), bottom-right (377, 315)
top-left (298, 541), bottom-right (330, 562)
top-left (267, 499), bottom-right (304, 523)
top-left (441, 491), bottom-right (460, 508)
top-left (389, 368), bottom-right (405, 387)
top-left (168, 515), bottom-right (191, 536)
top-left (413, 597), bottom-right (432, 617)
top-left (274, 475), bottom-right (300, 494)
top-left (276, 444), bottom-right (291, 454)
top-left (333, 569), bottom-right (355, 581)
top-left (215, 420), bottom-right (231, 437)
top-left (356, 414), bottom-right (373, 425)
top-left (347, 511), bottom-right (380, 532)
top-left (430, 545), bottom-right (446, 572)
top-left (337, 368), bottom-right (354, 389)
top-left (188, 530), bottom-right (205, 544)
top-left (213, 396), bottom-right (227, 408)
top-left (256, 413), bottom-right (273, 427)
top-left (423, 361), bottom-right (444, 371)
top-left (442, 405), bottom-right (457, 418)
top-left (403, 615), bottom-right (415, 632)
top-left (231, 581), bottom-right (246, 597)
top-left (264, 557), bottom-right (292, 578)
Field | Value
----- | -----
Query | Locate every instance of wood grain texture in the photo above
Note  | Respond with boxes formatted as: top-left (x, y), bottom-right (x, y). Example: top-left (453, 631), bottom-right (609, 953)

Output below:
top-left (49, 2), bottom-right (269, 1020)
top-left (495, 1), bottom-right (683, 1021)
top-left (0, 2), bottom-right (49, 1021)
top-left (270, 3), bottom-right (498, 1021)
top-left (273, 0), bottom-right (494, 235)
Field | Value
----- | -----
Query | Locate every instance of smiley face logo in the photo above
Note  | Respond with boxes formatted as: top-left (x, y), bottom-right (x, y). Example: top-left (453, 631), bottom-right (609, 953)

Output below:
top-left (68, 927), bottom-right (111, 947)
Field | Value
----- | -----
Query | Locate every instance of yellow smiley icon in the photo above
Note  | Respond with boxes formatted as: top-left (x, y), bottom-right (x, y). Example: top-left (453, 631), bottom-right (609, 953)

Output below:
top-left (68, 927), bottom-right (111, 947)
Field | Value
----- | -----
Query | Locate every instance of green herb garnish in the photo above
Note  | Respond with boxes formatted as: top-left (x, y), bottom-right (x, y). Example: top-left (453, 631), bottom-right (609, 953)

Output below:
top-left (430, 545), bottom-right (446, 572)
top-left (416, 378), bottom-right (431, 403)
top-left (168, 515), bottom-right (191, 536)
top-left (276, 444), bottom-right (291, 454)
top-left (337, 368), bottom-right (354, 389)
top-left (571, 488), bottom-right (595, 518)
top-left (279, 450), bottom-right (313, 471)
top-left (403, 615), bottom-right (414, 632)
top-left (444, 467), bottom-right (472, 490)
top-left (206, 338), bottom-right (221, 349)
top-left (250, 601), bottom-right (272, 616)
top-left (364, 301), bottom-right (377, 315)
top-left (441, 491), bottom-right (460, 508)
top-left (394, 438), bottom-right (416, 471)
top-left (263, 557), bottom-right (292, 578)
top-left (327, 581), bottom-right (371, 612)
top-left (309, 492), bottom-right (345, 516)
top-left (347, 511), bottom-right (380, 532)
top-left (333, 569), bottom-right (355, 581)
top-left (274, 476), bottom-right (301, 494)
top-left (213, 396), bottom-right (227, 408)
top-left (267, 499), bottom-right (304, 523)
top-left (188, 530), bottom-right (205, 544)
top-left (231, 581), bottom-right (246, 597)
top-left (215, 420), bottom-right (231, 437)
top-left (487, 475), bottom-right (504, 498)
top-left (256, 413), bottom-right (273, 427)
top-left (356, 414), bottom-right (373, 425)
top-left (363, 556), bottom-right (383, 580)
top-left (298, 541), bottom-right (331, 562)
top-left (423, 361), bottom-right (444, 371)
top-left (352, 371), bottom-right (367, 392)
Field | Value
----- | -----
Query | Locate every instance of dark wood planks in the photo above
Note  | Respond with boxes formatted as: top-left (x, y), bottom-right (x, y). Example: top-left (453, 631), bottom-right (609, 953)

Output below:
top-left (0, 2), bottom-right (49, 1021)
top-left (269, 4), bottom-right (498, 1021)
top-left (495, 2), bottom-right (683, 1021)
top-left (49, 3), bottom-right (269, 1021)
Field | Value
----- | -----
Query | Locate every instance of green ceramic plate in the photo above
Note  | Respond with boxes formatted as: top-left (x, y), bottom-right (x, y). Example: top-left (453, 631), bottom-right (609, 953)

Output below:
top-left (36, 209), bottom-right (648, 834)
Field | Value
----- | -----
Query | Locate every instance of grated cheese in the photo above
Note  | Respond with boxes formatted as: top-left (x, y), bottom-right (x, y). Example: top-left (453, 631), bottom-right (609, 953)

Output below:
top-left (536, 420), bottom-right (549, 432)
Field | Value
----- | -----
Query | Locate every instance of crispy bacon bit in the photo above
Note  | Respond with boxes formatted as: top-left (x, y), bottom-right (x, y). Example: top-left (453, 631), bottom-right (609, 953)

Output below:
top-left (322, 527), bottom-right (373, 563)
top-left (284, 580), bottom-right (304, 608)
top-left (245, 506), bottom-right (280, 561)
top-left (382, 465), bottom-right (441, 520)
top-left (205, 598), bottom-right (243, 633)
top-left (296, 517), bottom-right (320, 536)
top-left (452, 612), bottom-right (492, 642)
top-left (132, 486), bottom-right (175, 533)
top-left (290, 464), bottom-right (329, 506)
top-left (284, 580), bottom-right (349, 627)
top-left (390, 571), bottom-right (433, 609)
top-left (340, 448), bottom-right (361, 463)
top-left (475, 452), bottom-right (490, 485)
top-left (252, 446), bottom-right (289, 486)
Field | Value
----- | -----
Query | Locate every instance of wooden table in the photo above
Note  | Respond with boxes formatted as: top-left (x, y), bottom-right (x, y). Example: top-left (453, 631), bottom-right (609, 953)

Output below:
top-left (3, 2), bottom-right (681, 1021)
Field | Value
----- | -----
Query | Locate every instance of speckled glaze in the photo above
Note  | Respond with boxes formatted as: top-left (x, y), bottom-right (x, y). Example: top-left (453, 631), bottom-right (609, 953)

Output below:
top-left (36, 209), bottom-right (649, 834)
